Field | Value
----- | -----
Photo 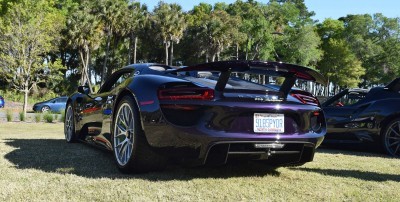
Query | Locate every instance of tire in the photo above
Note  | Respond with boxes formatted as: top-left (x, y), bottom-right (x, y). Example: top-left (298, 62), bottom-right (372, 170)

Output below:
top-left (64, 104), bottom-right (77, 143)
top-left (112, 95), bottom-right (166, 173)
top-left (381, 118), bottom-right (400, 157)
top-left (41, 105), bottom-right (50, 113)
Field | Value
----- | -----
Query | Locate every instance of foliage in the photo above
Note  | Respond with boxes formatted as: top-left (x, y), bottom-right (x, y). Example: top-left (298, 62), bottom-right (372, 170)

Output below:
top-left (0, 0), bottom-right (65, 115)
top-left (18, 111), bottom-right (25, 122)
top-left (0, 0), bottom-right (400, 103)
top-left (43, 112), bottom-right (54, 123)
top-left (34, 113), bottom-right (41, 123)
top-left (60, 109), bottom-right (65, 122)
top-left (6, 109), bottom-right (12, 122)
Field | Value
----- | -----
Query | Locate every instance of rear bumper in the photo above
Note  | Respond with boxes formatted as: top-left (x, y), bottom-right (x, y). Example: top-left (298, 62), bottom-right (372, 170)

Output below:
top-left (143, 120), bottom-right (325, 166)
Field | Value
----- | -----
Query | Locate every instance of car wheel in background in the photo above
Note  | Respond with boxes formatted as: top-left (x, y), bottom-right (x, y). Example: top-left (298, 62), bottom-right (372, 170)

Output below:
top-left (41, 105), bottom-right (50, 113)
top-left (64, 104), bottom-right (77, 143)
top-left (382, 118), bottom-right (400, 157)
top-left (112, 95), bottom-right (166, 173)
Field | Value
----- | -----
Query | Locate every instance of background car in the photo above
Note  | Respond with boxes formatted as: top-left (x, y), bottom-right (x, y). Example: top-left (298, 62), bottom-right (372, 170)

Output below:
top-left (0, 95), bottom-right (4, 108)
top-left (64, 60), bottom-right (327, 173)
top-left (33, 96), bottom-right (68, 113)
top-left (322, 78), bottom-right (400, 157)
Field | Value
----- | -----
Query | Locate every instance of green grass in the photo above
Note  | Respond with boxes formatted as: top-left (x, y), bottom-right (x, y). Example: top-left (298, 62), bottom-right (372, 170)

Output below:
top-left (0, 123), bottom-right (399, 201)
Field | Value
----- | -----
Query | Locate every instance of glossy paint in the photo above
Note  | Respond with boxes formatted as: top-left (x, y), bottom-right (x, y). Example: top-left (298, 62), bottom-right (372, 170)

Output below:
top-left (66, 61), bottom-right (327, 166)
top-left (322, 81), bottom-right (400, 144)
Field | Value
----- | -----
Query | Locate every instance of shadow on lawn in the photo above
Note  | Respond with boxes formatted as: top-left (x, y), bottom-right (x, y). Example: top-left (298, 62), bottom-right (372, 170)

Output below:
top-left (291, 167), bottom-right (400, 182)
top-left (4, 139), bottom-right (280, 180)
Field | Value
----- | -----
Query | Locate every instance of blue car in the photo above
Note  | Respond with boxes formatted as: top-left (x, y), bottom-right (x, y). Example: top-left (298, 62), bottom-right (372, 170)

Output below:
top-left (33, 96), bottom-right (68, 113)
top-left (0, 96), bottom-right (4, 108)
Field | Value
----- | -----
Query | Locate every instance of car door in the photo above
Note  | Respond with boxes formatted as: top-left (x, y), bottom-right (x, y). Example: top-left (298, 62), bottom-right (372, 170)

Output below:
top-left (322, 90), bottom-right (367, 134)
top-left (79, 69), bottom-right (134, 147)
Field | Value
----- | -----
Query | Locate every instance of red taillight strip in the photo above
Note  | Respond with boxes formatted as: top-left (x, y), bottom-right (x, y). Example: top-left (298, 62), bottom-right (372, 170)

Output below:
top-left (291, 93), bottom-right (319, 106)
top-left (158, 88), bottom-right (215, 100)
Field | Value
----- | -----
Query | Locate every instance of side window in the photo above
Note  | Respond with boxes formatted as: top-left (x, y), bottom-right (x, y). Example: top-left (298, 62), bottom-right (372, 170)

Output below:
top-left (99, 70), bottom-right (134, 93)
top-left (110, 72), bottom-right (133, 91)
top-left (328, 92), bottom-right (366, 107)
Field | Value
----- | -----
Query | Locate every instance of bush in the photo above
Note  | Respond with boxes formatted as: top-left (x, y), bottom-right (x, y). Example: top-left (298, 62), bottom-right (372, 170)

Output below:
top-left (54, 114), bottom-right (58, 122)
top-left (19, 111), bottom-right (25, 122)
top-left (6, 110), bottom-right (12, 122)
top-left (34, 113), bottom-right (41, 123)
top-left (43, 112), bottom-right (54, 123)
top-left (60, 109), bottom-right (65, 122)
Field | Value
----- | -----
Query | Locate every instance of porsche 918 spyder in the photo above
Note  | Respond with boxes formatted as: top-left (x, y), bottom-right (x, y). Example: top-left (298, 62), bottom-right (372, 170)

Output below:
top-left (322, 78), bottom-right (400, 157)
top-left (64, 60), bottom-right (327, 173)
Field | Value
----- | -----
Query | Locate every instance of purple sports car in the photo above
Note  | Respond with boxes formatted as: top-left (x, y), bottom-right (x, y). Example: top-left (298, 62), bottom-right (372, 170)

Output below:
top-left (64, 61), bottom-right (327, 173)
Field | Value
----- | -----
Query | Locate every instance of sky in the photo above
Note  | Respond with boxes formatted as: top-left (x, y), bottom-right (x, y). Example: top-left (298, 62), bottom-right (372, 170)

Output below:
top-left (141, 0), bottom-right (400, 22)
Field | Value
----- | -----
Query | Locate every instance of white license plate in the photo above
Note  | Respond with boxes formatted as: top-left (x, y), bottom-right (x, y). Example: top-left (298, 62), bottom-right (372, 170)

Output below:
top-left (254, 113), bottom-right (284, 133)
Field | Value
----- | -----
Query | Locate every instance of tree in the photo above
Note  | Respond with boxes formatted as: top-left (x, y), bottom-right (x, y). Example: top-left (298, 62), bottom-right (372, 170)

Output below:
top-left (66, 1), bottom-right (103, 91)
top-left (187, 3), bottom-right (240, 62)
top-left (0, 0), bottom-right (65, 115)
top-left (317, 19), bottom-right (365, 95)
top-left (152, 2), bottom-right (186, 65)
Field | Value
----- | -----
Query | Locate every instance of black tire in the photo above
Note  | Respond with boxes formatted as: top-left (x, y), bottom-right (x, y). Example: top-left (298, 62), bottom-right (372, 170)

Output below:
top-left (381, 118), bottom-right (400, 157)
top-left (41, 105), bottom-right (50, 113)
top-left (112, 95), bottom-right (167, 173)
top-left (64, 104), bottom-right (77, 143)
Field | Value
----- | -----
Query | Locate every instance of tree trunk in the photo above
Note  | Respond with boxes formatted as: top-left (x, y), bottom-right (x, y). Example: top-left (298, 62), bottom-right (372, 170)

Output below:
top-left (236, 43), bottom-right (239, 60)
top-left (165, 40), bottom-right (169, 65)
top-left (128, 33), bottom-right (132, 64)
top-left (134, 36), bottom-right (138, 64)
top-left (102, 33), bottom-right (111, 85)
top-left (170, 41), bottom-right (174, 66)
top-left (23, 85), bottom-right (28, 117)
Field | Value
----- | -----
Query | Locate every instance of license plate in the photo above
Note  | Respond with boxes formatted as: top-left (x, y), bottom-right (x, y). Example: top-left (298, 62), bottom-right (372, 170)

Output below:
top-left (254, 113), bottom-right (284, 133)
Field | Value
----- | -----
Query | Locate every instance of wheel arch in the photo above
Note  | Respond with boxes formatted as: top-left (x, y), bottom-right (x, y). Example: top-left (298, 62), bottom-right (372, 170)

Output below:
top-left (379, 113), bottom-right (400, 136)
top-left (113, 88), bottom-right (144, 131)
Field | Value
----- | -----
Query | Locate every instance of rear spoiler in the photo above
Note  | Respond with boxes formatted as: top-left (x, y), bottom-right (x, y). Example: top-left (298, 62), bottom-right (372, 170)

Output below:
top-left (384, 77), bottom-right (400, 92)
top-left (172, 61), bottom-right (327, 98)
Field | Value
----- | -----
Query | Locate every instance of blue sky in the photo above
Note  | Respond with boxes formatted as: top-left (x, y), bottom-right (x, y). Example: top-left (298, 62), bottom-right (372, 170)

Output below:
top-left (141, 0), bottom-right (400, 22)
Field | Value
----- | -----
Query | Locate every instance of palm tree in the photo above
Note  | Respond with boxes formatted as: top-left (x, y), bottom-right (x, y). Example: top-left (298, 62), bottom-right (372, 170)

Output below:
top-left (67, 2), bottom-right (103, 92)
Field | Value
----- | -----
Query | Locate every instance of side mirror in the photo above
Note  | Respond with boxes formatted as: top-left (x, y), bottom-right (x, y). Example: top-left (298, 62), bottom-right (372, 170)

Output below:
top-left (78, 86), bottom-right (90, 95)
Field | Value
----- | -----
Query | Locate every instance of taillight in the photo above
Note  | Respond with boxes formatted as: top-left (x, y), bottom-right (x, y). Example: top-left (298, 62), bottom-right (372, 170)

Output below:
top-left (158, 88), bottom-right (215, 100)
top-left (310, 110), bottom-right (323, 132)
top-left (291, 93), bottom-right (319, 106)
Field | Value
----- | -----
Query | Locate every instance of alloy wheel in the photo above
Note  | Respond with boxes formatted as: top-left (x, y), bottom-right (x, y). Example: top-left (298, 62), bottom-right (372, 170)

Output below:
top-left (65, 106), bottom-right (73, 141)
top-left (114, 103), bottom-right (135, 166)
top-left (384, 120), bottom-right (400, 157)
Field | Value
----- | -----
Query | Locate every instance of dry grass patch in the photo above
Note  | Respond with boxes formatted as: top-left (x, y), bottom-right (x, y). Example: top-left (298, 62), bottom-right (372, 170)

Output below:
top-left (0, 123), bottom-right (399, 201)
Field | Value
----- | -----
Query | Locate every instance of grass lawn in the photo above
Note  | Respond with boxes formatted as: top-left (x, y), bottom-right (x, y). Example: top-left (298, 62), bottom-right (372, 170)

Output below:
top-left (0, 123), bottom-right (399, 201)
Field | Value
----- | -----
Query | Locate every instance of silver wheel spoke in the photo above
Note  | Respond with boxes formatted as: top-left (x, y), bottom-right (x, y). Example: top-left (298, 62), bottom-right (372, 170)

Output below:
top-left (114, 102), bottom-right (135, 166)
top-left (394, 144), bottom-right (400, 155)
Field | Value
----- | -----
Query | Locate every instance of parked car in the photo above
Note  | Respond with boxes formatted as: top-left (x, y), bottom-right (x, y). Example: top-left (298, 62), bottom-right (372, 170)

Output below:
top-left (322, 78), bottom-right (400, 157)
top-left (64, 61), bottom-right (327, 173)
top-left (33, 96), bottom-right (68, 113)
top-left (0, 95), bottom-right (4, 108)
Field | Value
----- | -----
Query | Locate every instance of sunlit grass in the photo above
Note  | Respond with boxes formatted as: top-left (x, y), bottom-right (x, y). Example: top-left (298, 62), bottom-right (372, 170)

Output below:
top-left (0, 123), bottom-right (399, 201)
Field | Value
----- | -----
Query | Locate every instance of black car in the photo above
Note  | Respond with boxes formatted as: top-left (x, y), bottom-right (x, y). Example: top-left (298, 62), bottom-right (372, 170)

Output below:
top-left (64, 61), bottom-right (327, 173)
top-left (322, 78), bottom-right (400, 157)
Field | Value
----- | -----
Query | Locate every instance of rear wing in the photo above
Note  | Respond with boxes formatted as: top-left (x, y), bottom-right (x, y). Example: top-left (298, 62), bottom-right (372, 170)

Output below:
top-left (384, 77), bottom-right (400, 92)
top-left (171, 61), bottom-right (327, 98)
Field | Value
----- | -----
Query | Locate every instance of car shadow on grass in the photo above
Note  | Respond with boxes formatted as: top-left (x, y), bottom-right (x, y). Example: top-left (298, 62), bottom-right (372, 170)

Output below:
top-left (4, 139), bottom-right (280, 180)
top-left (290, 167), bottom-right (400, 182)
